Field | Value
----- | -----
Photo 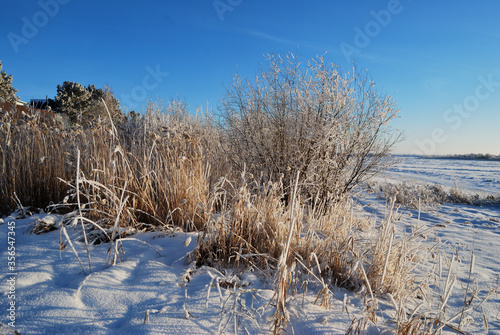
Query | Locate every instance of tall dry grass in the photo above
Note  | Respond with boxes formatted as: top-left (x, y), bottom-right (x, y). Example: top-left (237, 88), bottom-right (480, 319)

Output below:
top-left (0, 108), bottom-right (73, 214)
top-left (0, 101), bottom-right (214, 232)
top-left (194, 173), bottom-right (427, 332)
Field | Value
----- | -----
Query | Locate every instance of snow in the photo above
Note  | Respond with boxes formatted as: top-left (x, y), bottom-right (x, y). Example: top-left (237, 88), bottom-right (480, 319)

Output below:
top-left (1, 156), bottom-right (499, 334)
top-left (378, 155), bottom-right (500, 195)
top-left (0, 215), bottom-right (361, 334)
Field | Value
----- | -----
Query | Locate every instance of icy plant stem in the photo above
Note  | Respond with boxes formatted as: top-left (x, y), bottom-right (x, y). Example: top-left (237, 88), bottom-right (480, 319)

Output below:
top-left (459, 239), bottom-right (476, 329)
top-left (358, 260), bottom-right (376, 308)
top-left (283, 171), bottom-right (300, 259)
top-left (273, 171), bottom-right (300, 334)
top-left (206, 277), bottom-right (214, 310)
top-left (102, 98), bottom-right (117, 138)
top-left (111, 182), bottom-right (129, 265)
top-left (380, 227), bottom-right (394, 287)
top-left (438, 254), bottom-right (456, 323)
top-left (61, 225), bottom-right (86, 275)
top-left (76, 149), bottom-right (92, 273)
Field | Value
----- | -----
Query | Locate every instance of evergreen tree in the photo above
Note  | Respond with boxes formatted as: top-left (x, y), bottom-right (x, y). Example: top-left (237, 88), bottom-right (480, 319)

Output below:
top-left (0, 61), bottom-right (19, 103)
top-left (55, 81), bottom-right (91, 123)
top-left (55, 81), bottom-right (123, 125)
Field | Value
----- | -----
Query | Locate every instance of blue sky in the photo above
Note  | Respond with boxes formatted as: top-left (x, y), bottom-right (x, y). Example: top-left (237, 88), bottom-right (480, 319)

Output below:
top-left (1, 0), bottom-right (499, 155)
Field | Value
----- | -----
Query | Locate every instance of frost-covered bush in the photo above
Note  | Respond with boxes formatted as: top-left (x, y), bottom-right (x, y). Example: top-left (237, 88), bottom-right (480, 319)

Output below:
top-left (219, 53), bottom-right (401, 204)
top-left (372, 181), bottom-right (447, 209)
top-left (86, 84), bottom-right (123, 124)
top-left (371, 181), bottom-right (500, 208)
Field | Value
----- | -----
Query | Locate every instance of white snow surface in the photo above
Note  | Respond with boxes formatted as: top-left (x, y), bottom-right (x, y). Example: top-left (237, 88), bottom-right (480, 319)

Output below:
top-left (1, 215), bottom-right (362, 334)
top-left (377, 155), bottom-right (500, 195)
top-left (1, 156), bottom-right (499, 334)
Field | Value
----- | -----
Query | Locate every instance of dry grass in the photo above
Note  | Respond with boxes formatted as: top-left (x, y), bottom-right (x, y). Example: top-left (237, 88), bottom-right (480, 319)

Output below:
top-left (391, 247), bottom-right (497, 335)
top-left (0, 104), bottom-right (428, 332)
top-left (0, 107), bottom-right (73, 214)
top-left (368, 180), bottom-right (500, 209)
top-left (3, 101), bottom-right (493, 334)
top-left (194, 173), bottom-right (427, 332)
top-left (1, 101), bottom-right (213, 232)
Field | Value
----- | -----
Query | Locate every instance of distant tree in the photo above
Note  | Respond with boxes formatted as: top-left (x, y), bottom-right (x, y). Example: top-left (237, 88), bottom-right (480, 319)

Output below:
top-left (55, 81), bottom-right (91, 123)
top-left (0, 61), bottom-right (19, 103)
top-left (55, 81), bottom-right (123, 125)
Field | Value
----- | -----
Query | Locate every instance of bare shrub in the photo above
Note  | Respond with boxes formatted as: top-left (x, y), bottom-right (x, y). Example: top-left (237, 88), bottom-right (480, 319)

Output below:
top-left (219, 53), bottom-right (401, 204)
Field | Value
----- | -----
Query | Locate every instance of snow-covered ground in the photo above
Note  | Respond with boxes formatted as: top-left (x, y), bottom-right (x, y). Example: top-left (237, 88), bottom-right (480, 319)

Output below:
top-left (378, 155), bottom-right (500, 195)
top-left (365, 155), bottom-right (500, 333)
top-left (1, 156), bottom-right (499, 334)
top-left (0, 214), bottom-right (362, 334)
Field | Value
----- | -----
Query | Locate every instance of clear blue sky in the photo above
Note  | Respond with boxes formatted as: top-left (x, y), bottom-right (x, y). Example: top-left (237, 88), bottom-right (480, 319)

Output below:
top-left (1, 0), bottom-right (499, 155)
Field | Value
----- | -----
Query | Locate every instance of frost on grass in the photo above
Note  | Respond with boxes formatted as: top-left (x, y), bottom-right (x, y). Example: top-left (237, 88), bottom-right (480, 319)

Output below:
top-left (2, 55), bottom-right (499, 333)
top-left (368, 180), bottom-right (500, 209)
